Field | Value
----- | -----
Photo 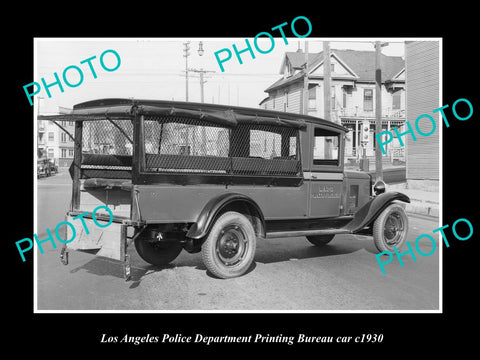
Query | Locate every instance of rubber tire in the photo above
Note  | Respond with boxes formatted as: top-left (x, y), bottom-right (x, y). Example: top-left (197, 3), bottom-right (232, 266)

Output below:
top-left (306, 234), bottom-right (335, 247)
top-left (373, 203), bottom-right (409, 253)
top-left (201, 211), bottom-right (256, 279)
top-left (134, 237), bottom-right (183, 267)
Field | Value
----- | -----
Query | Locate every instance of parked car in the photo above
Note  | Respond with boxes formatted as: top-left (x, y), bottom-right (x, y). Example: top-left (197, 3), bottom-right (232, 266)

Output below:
top-left (47, 158), bottom-right (58, 174)
top-left (37, 158), bottom-right (51, 178)
top-left (39, 99), bottom-right (410, 279)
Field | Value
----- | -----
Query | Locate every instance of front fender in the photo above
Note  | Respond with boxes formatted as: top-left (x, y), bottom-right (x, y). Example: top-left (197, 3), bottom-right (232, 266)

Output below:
top-left (345, 191), bottom-right (410, 233)
top-left (186, 192), bottom-right (266, 240)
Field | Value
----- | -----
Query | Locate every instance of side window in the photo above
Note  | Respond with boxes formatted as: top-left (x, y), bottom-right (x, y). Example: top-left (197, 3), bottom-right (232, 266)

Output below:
top-left (249, 130), bottom-right (281, 158)
top-left (313, 128), bottom-right (340, 166)
top-left (144, 119), bottom-right (229, 157)
top-left (248, 126), bottom-right (298, 159)
top-left (143, 117), bottom-right (231, 173)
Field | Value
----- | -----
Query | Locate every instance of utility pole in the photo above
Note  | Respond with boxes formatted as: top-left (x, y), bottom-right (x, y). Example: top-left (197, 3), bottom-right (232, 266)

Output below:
top-left (183, 42), bottom-right (190, 101)
top-left (303, 41), bottom-right (309, 115)
top-left (188, 67), bottom-right (214, 155)
top-left (188, 68), bottom-right (215, 103)
top-left (323, 41), bottom-right (331, 122)
top-left (375, 41), bottom-right (388, 182)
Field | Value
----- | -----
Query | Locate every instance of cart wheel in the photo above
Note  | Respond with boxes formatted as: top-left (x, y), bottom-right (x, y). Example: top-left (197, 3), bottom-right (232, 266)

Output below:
top-left (134, 237), bottom-right (182, 267)
top-left (306, 234), bottom-right (335, 247)
top-left (201, 211), bottom-right (256, 279)
top-left (373, 203), bottom-right (408, 253)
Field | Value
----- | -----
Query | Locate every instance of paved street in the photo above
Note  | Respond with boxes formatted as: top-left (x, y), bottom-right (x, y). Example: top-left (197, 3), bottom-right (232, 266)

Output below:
top-left (36, 170), bottom-right (440, 311)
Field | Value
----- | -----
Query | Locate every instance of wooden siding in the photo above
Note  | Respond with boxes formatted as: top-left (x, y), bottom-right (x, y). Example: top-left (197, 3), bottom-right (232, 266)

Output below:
top-left (287, 82), bottom-right (303, 113)
top-left (262, 81), bottom-right (304, 113)
top-left (263, 80), bottom-right (405, 118)
top-left (405, 41), bottom-right (440, 181)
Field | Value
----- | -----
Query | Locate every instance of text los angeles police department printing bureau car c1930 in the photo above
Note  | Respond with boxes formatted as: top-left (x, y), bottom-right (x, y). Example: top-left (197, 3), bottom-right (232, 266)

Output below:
top-left (39, 98), bottom-right (410, 280)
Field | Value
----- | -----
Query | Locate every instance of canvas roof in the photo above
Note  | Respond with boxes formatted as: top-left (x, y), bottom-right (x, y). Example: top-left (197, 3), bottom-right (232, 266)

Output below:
top-left (37, 98), bottom-right (348, 132)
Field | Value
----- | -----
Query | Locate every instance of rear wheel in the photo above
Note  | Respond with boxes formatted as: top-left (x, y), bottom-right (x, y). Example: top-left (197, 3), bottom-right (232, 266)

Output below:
top-left (201, 211), bottom-right (256, 279)
top-left (373, 203), bottom-right (408, 253)
top-left (306, 234), bottom-right (335, 246)
top-left (134, 237), bottom-right (182, 267)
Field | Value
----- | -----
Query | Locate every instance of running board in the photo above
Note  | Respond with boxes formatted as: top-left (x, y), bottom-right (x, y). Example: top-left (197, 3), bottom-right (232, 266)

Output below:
top-left (266, 228), bottom-right (352, 239)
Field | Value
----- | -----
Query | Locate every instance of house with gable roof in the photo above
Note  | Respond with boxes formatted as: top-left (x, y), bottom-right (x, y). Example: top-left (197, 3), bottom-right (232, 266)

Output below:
top-left (259, 48), bottom-right (407, 162)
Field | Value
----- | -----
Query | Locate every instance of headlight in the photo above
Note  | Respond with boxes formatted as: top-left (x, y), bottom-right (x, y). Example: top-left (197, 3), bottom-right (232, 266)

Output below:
top-left (373, 180), bottom-right (386, 195)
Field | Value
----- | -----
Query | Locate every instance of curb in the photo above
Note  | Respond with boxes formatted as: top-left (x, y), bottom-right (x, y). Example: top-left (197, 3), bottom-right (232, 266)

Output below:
top-left (405, 202), bottom-right (439, 218)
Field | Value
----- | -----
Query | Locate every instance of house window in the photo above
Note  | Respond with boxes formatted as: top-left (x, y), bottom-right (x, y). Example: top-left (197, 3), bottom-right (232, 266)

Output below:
top-left (308, 85), bottom-right (316, 109)
top-left (272, 94), bottom-right (276, 109)
top-left (61, 148), bottom-right (67, 158)
top-left (392, 90), bottom-right (401, 110)
top-left (68, 149), bottom-right (74, 157)
top-left (48, 132), bottom-right (54, 141)
top-left (284, 91), bottom-right (289, 112)
top-left (331, 86), bottom-right (336, 110)
top-left (331, 63), bottom-right (335, 72)
top-left (61, 132), bottom-right (67, 143)
top-left (343, 90), bottom-right (347, 108)
top-left (47, 148), bottom-right (54, 158)
top-left (364, 89), bottom-right (373, 112)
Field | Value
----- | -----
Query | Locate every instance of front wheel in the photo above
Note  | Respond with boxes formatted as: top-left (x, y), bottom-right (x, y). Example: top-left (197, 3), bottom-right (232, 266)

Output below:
top-left (201, 211), bottom-right (256, 279)
top-left (373, 203), bottom-right (408, 253)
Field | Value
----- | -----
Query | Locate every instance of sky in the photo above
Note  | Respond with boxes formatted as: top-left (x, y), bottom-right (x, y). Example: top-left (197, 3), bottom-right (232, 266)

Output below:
top-left (34, 38), bottom-right (406, 113)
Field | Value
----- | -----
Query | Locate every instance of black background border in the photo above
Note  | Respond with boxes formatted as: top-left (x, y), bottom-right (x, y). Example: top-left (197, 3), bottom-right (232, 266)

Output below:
top-left (7, 5), bottom-right (478, 355)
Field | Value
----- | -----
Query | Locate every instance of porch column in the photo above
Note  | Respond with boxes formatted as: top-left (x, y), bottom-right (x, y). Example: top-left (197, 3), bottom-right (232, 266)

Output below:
top-left (387, 120), bottom-right (391, 159)
top-left (355, 119), bottom-right (359, 158)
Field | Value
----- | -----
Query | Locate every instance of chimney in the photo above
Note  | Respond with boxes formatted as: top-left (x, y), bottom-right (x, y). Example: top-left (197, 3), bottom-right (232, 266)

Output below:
top-left (297, 42), bottom-right (303, 53)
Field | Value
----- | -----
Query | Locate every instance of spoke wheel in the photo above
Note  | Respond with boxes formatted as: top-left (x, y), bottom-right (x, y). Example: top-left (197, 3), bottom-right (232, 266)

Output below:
top-left (373, 203), bottom-right (409, 253)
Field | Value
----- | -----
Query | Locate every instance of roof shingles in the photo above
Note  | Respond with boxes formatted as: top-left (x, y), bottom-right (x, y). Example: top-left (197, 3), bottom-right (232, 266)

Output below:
top-left (267, 49), bottom-right (404, 92)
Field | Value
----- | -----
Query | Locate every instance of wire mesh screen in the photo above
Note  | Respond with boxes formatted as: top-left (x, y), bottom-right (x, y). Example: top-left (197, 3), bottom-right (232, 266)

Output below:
top-left (144, 116), bottom-right (301, 177)
top-left (144, 116), bottom-right (229, 157)
top-left (80, 119), bottom-right (134, 178)
top-left (82, 119), bottom-right (133, 156)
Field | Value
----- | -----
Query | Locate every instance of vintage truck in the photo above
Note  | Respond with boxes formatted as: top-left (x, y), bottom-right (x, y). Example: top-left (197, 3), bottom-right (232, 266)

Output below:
top-left (39, 98), bottom-right (409, 279)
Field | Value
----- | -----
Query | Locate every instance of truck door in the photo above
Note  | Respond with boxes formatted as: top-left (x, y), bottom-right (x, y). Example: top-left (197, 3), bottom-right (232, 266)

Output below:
top-left (307, 126), bottom-right (344, 218)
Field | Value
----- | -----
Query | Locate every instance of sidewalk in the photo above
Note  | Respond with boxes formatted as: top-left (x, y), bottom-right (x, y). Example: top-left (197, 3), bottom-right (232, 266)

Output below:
top-left (346, 161), bottom-right (439, 219)
top-left (387, 182), bottom-right (440, 219)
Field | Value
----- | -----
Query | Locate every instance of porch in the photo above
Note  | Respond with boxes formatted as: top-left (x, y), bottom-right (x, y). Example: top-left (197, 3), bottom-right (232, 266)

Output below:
top-left (339, 115), bottom-right (406, 165)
